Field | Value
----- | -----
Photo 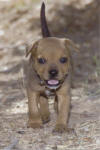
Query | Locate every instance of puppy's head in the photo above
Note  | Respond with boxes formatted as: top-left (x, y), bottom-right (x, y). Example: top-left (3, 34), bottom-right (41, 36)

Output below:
top-left (26, 37), bottom-right (78, 89)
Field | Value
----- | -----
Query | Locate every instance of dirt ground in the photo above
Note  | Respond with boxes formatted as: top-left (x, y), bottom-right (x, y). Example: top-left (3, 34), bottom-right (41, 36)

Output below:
top-left (0, 0), bottom-right (100, 149)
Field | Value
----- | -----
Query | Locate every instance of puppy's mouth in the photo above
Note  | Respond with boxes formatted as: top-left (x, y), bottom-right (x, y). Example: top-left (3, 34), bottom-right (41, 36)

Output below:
top-left (46, 79), bottom-right (60, 89)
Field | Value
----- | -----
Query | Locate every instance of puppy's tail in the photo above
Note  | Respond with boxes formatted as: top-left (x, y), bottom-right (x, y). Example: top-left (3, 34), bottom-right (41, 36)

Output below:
top-left (40, 2), bottom-right (51, 37)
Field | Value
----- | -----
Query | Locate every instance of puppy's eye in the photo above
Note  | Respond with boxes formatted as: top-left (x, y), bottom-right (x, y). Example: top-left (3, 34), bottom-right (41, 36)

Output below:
top-left (38, 58), bottom-right (46, 64)
top-left (60, 57), bottom-right (68, 63)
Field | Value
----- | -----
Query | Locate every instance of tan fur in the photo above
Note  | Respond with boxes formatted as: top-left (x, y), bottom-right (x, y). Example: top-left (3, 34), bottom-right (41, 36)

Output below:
top-left (26, 37), bottom-right (78, 133)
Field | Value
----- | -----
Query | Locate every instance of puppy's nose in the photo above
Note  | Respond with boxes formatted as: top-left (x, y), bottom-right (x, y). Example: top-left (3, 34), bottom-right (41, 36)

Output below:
top-left (49, 69), bottom-right (58, 77)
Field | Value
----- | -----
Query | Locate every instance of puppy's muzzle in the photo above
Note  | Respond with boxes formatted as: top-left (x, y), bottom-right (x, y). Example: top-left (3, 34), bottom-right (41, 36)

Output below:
top-left (45, 68), bottom-right (60, 90)
top-left (49, 69), bottom-right (58, 78)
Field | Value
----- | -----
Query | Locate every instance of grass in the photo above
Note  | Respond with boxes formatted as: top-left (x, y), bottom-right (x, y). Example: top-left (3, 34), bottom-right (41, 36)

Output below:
top-left (93, 55), bottom-right (100, 76)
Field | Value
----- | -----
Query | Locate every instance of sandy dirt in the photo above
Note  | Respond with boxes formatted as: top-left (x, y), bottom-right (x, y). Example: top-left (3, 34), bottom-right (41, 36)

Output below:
top-left (0, 0), bottom-right (100, 149)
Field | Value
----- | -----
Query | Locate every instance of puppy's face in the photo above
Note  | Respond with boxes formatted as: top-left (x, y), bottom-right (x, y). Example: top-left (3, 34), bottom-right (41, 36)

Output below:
top-left (27, 37), bottom-right (78, 89)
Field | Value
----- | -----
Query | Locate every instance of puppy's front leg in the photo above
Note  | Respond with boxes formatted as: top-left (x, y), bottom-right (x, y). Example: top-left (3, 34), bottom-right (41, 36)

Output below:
top-left (53, 85), bottom-right (71, 133)
top-left (39, 96), bottom-right (50, 123)
top-left (27, 88), bottom-right (42, 128)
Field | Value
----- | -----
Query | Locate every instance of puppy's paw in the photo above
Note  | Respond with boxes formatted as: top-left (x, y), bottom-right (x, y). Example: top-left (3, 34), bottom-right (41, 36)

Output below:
top-left (42, 115), bottom-right (50, 124)
top-left (53, 124), bottom-right (67, 133)
top-left (27, 120), bottom-right (43, 129)
top-left (53, 124), bottom-right (75, 134)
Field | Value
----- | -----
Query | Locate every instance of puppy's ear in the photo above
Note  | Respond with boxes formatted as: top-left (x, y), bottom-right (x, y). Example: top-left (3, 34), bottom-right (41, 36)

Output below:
top-left (65, 38), bottom-right (80, 52)
top-left (26, 41), bottom-right (39, 57)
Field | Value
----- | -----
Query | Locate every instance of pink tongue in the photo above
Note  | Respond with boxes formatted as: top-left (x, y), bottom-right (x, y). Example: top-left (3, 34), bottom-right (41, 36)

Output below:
top-left (48, 80), bottom-right (59, 85)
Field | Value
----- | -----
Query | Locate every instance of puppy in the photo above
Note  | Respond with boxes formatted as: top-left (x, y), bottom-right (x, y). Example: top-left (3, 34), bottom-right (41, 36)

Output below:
top-left (26, 2), bottom-right (78, 133)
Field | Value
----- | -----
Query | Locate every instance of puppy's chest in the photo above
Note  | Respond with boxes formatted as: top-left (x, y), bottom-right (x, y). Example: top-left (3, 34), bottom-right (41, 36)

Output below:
top-left (44, 89), bottom-right (56, 98)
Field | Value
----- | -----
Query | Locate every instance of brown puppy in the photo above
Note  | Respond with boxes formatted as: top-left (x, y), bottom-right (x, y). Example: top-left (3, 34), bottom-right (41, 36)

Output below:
top-left (26, 2), bottom-right (78, 133)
